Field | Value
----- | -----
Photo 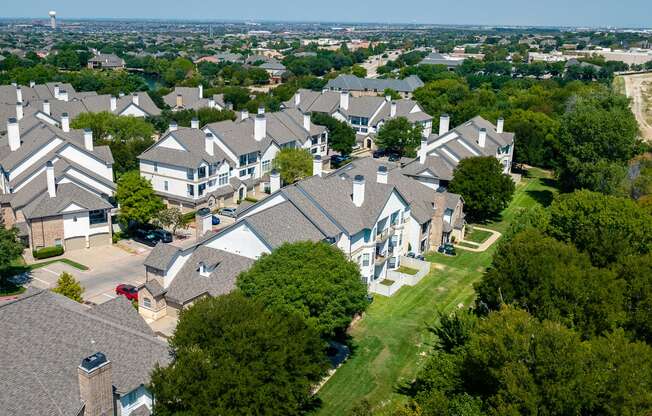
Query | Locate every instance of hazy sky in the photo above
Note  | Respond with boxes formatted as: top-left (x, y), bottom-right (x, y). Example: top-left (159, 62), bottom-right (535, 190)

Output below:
top-left (6, 0), bottom-right (652, 28)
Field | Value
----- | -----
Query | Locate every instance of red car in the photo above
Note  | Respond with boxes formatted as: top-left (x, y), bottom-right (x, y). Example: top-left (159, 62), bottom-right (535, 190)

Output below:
top-left (115, 284), bottom-right (138, 301)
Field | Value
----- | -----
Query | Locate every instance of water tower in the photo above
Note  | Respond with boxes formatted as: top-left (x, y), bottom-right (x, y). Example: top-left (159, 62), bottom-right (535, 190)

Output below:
top-left (49, 11), bottom-right (56, 29)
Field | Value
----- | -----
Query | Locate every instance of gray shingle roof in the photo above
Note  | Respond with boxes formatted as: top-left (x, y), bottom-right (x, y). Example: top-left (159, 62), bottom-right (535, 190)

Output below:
top-left (143, 242), bottom-right (181, 271)
top-left (0, 290), bottom-right (169, 416)
top-left (325, 74), bottom-right (424, 93)
top-left (22, 182), bottom-right (113, 219)
top-left (139, 127), bottom-right (230, 169)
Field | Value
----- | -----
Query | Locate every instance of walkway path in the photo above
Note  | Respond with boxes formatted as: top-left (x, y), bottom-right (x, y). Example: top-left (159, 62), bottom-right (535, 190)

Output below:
top-left (623, 73), bottom-right (652, 141)
top-left (454, 226), bottom-right (502, 252)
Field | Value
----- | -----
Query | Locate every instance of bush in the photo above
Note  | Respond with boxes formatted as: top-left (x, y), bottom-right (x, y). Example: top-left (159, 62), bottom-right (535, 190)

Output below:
top-left (112, 231), bottom-right (125, 244)
top-left (51, 272), bottom-right (83, 303)
top-left (181, 211), bottom-right (196, 222)
top-left (244, 196), bottom-right (258, 203)
top-left (33, 245), bottom-right (64, 259)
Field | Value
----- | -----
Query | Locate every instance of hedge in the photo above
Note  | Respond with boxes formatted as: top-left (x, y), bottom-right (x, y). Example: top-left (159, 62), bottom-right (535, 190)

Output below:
top-left (32, 246), bottom-right (64, 260)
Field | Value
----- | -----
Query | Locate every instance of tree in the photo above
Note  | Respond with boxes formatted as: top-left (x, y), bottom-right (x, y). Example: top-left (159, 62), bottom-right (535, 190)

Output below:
top-left (115, 171), bottom-right (164, 227)
top-left (71, 112), bottom-right (155, 176)
top-left (154, 208), bottom-right (189, 236)
top-left (448, 156), bottom-right (515, 222)
top-left (311, 112), bottom-right (356, 155)
top-left (150, 293), bottom-right (328, 415)
top-left (615, 254), bottom-right (652, 343)
top-left (375, 117), bottom-right (423, 157)
top-left (548, 190), bottom-right (652, 266)
top-left (52, 272), bottom-right (84, 303)
top-left (0, 221), bottom-right (24, 290)
top-left (237, 241), bottom-right (369, 338)
top-left (272, 148), bottom-right (313, 184)
top-left (351, 65), bottom-right (367, 78)
top-left (475, 229), bottom-right (626, 338)
top-left (505, 109), bottom-right (559, 167)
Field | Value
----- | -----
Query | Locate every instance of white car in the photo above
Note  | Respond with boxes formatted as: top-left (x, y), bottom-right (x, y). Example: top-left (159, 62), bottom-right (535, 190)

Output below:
top-left (219, 207), bottom-right (237, 218)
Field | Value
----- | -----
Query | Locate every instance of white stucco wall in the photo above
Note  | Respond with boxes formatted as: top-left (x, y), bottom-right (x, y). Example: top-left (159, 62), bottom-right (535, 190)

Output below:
top-left (58, 145), bottom-right (113, 181)
top-left (9, 138), bottom-right (63, 180)
top-left (204, 222), bottom-right (271, 259)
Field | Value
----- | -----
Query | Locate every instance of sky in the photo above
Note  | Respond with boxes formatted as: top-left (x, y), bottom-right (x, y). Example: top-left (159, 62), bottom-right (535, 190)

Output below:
top-left (5, 0), bottom-right (652, 28)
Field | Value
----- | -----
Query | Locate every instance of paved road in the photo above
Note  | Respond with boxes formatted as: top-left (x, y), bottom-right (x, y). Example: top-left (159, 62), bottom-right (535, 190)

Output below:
top-left (623, 73), bottom-right (652, 141)
top-left (361, 50), bottom-right (403, 79)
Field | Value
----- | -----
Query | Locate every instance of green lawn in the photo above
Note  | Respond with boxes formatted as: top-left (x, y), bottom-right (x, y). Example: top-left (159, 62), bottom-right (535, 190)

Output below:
top-left (315, 168), bottom-right (558, 415)
top-left (464, 228), bottom-right (493, 243)
top-left (396, 266), bottom-right (419, 275)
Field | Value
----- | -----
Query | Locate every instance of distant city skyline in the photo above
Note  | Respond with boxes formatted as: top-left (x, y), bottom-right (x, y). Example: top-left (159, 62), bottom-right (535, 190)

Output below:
top-left (5, 0), bottom-right (652, 28)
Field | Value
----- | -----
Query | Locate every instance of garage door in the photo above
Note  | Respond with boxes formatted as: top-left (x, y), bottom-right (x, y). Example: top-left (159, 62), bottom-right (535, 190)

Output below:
top-left (89, 233), bottom-right (111, 248)
top-left (65, 236), bottom-right (86, 251)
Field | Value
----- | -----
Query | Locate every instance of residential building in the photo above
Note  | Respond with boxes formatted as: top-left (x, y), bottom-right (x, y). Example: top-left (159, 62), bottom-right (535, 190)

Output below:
top-left (402, 115), bottom-right (514, 191)
top-left (0, 289), bottom-right (169, 416)
top-left (138, 108), bottom-right (328, 210)
top-left (163, 86), bottom-right (226, 111)
top-left (194, 52), bottom-right (244, 64)
top-left (419, 52), bottom-right (466, 70)
top-left (284, 89), bottom-right (432, 150)
top-left (324, 74), bottom-right (424, 98)
top-left (87, 53), bottom-right (126, 70)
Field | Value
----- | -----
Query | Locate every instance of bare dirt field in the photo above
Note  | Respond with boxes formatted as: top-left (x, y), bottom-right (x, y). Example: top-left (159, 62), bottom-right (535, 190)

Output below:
top-left (623, 73), bottom-right (652, 141)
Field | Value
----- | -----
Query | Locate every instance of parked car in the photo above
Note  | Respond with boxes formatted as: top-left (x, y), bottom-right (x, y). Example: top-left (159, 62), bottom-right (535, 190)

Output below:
top-left (330, 154), bottom-right (352, 168)
top-left (387, 153), bottom-right (401, 162)
top-left (372, 149), bottom-right (386, 159)
top-left (151, 229), bottom-right (172, 243)
top-left (406, 252), bottom-right (416, 258)
top-left (415, 254), bottom-right (426, 261)
top-left (219, 207), bottom-right (237, 218)
top-left (115, 284), bottom-right (138, 301)
top-left (212, 215), bottom-right (221, 225)
top-left (133, 229), bottom-right (162, 247)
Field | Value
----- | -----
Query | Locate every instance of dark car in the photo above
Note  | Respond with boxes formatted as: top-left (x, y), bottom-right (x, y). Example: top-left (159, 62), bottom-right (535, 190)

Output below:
top-left (151, 229), bottom-right (172, 243)
top-left (115, 284), bottom-right (138, 301)
top-left (212, 215), bottom-right (221, 225)
top-left (372, 149), bottom-right (386, 159)
top-left (133, 229), bottom-right (161, 247)
top-left (330, 154), bottom-right (352, 168)
top-left (219, 207), bottom-right (237, 218)
top-left (406, 252), bottom-right (416, 258)
top-left (387, 153), bottom-right (401, 162)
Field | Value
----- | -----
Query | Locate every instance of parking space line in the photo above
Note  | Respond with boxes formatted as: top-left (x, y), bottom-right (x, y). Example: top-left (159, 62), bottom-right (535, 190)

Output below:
top-left (102, 293), bottom-right (117, 299)
top-left (41, 268), bottom-right (59, 276)
top-left (31, 276), bottom-right (52, 286)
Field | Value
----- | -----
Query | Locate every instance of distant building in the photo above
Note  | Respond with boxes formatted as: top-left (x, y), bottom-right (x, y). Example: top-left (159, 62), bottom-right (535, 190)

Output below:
top-left (48, 10), bottom-right (56, 30)
top-left (325, 74), bottom-right (424, 98)
top-left (162, 86), bottom-right (226, 111)
top-left (419, 52), bottom-right (465, 70)
top-left (87, 53), bottom-right (126, 70)
top-left (194, 52), bottom-right (243, 64)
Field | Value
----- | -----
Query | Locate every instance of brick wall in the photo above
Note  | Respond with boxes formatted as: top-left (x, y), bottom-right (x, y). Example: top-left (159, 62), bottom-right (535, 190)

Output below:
top-left (1, 204), bottom-right (16, 228)
top-left (29, 216), bottom-right (64, 249)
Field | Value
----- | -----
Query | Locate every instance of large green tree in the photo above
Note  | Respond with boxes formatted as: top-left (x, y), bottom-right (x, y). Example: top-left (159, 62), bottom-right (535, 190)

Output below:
top-left (0, 221), bottom-right (24, 290)
top-left (311, 112), bottom-right (356, 156)
top-left (71, 112), bottom-right (155, 176)
top-left (548, 190), bottom-right (652, 266)
top-left (615, 254), bottom-right (652, 343)
top-left (505, 109), bottom-right (559, 167)
top-left (448, 156), bottom-right (515, 222)
top-left (51, 272), bottom-right (84, 303)
top-left (237, 241), bottom-right (368, 338)
top-left (150, 293), bottom-right (328, 415)
top-left (375, 117), bottom-right (423, 157)
top-left (272, 148), bottom-right (313, 184)
top-left (115, 171), bottom-right (164, 227)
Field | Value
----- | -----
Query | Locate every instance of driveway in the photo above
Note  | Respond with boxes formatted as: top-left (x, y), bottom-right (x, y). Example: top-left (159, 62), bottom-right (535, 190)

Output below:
top-left (27, 244), bottom-right (150, 305)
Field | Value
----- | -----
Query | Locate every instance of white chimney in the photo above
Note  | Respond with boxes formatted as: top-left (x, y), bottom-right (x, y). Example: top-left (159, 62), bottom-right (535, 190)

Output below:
top-left (439, 114), bottom-right (450, 135)
top-left (385, 95), bottom-right (391, 102)
top-left (53, 84), bottom-right (60, 99)
top-left (496, 117), bottom-right (504, 134)
top-left (352, 175), bottom-right (365, 207)
top-left (43, 100), bottom-right (51, 115)
top-left (241, 110), bottom-right (249, 121)
top-left (377, 165), bottom-right (388, 184)
top-left (29, 80), bottom-right (35, 88)
top-left (313, 155), bottom-right (323, 177)
top-left (61, 112), bottom-right (70, 133)
top-left (15, 102), bottom-right (23, 121)
top-left (254, 114), bottom-right (266, 141)
top-left (16, 86), bottom-right (22, 103)
top-left (7, 118), bottom-right (20, 151)
top-left (132, 93), bottom-right (139, 106)
top-left (294, 91), bottom-right (301, 106)
top-left (169, 121), bottom-right (178, 132)
top-left (303, 112), bottom-right (311, 131)
top-left (176, 94), bottom-right (183, 108)
top-left (191, 118), bottom-right (200, 129)
top-left (198, 262), bottom-right (210, 277)
top-left (83, 129), bottom-right (93, 151)
top-left (390, 101), bottom-right (397, 118)
top-left (257, 106), bottom-right (265, 115)
top-left (478, 128), bottom-right (487, 148)
top-left (205, 132), bottom-right (214, 156)
top-left (198, 84), bottom-right (204, 99)
top-left (119, 92), bottom-right (125, 98)
top-left (110, 96), bottom-right (117, 112)
top-left (419, 138), bottom-right (428, 164)
top-left (208, 98), bottom-right (215, 109)
top-left (60, 90), bottom-right (69, 102)
top-left (270, 169), bottom-right (281, 193)
top-left (339, 91), bottom-right (349, 111)
top-left (46, 161), bottom-right (56, 198)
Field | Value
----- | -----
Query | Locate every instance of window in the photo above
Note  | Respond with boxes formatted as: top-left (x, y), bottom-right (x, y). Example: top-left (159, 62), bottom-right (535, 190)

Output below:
top-left (261, 160), bottom-right (271, 173)
top-left (89, 210), bottom-right (107, 225)
top-left (390, 211), bottom-right (399, 226)
top-left (143, 297), bottom-right (152, 308)
top-left (350, 116), bottom-right (369, 126)
top-left (311, 147), bottom-right (317, 154)
top-left (443, 208), bottom-right (453, 224)
top-left (311, 136), bottom-right (319, 145)
top-left (198, 166), bottom-right (206, 179)
top-left (247, 167), bottom-right (255, 176)
top-left (362, 253), bottom-right (370, 267)
top-left (186, 168), bottom-right (194, 180)
top-left (208, 179), bottom-right (216, 187)
top-left (239, 152), bottom-right (258, 166)
top-left (121, 389), bottom-right (139, 408)
top-left (187, 184), bottom-right (194, 196)
top-left (239, 169), bottom-right (247, 178)
top-left (198, 183), bottom-right (206, 196)
top-left (218, 172), bottom-right (228, 186)
top-left (153, 162), bottom-right (158, 172)
top-left (164, 180), bottom-right (168, 191)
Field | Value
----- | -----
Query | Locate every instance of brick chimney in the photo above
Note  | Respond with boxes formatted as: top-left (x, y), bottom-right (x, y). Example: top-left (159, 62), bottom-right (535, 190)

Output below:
top-left (78, 352), bottom-right (114, 416)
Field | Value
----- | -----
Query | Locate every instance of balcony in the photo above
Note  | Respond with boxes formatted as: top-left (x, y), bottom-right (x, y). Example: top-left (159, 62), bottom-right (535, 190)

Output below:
top-left (375, 251), bottom-right (387, 265)
top-left (376, 228), bottom-right (391, 242)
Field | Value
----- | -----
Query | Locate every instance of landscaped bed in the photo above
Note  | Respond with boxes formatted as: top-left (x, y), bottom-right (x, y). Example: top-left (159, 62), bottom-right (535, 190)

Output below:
top-left (379, 279), bottom-right (395, 286)
top-left (396, 266), bottom-right (419, 275)
top-left (464, 228), bottom-right (493, 243)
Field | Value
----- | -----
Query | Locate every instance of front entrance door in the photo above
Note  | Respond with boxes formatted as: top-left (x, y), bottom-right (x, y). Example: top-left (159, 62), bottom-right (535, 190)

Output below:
top-left (239, 186), bottom-right (245, 201)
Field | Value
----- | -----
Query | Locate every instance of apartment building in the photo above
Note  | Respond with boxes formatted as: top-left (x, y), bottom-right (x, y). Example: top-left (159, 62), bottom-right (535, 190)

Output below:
top-left (0, 114), bottom-right (116, 251)
top-left (0, 289), bottom-right (169, 416)
top-left (284, 89), bottom-right (432, 150)
top-left (325, 74), bottom-right (424, 98)
top-left (87, 52), bottom-right (126, 70)
top-left (138, 108), bottom-right (328, 210)
top-left (163, 85), bottom-right (227, 111)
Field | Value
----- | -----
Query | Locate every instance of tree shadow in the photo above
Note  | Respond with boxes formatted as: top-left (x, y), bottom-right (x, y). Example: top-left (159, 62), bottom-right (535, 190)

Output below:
top-left (525, 189), bottom-right (555, 207)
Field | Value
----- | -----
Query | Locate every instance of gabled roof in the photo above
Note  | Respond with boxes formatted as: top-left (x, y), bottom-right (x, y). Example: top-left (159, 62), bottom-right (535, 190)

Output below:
top-left (138, 127), bottom-right (230, 168)
top-left (22, 182), bottom-right (113, 219)
top-left (325, 74), bottom-right (424, 93)
top-left (0, 290), bottom-right (169, 416)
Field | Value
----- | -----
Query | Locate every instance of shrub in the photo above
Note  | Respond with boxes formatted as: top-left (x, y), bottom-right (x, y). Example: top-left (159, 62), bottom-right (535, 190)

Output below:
top-left (51, 272), bottom-right (83, 303)
top-left (33, 245), bottom-right (64, 260)
top-left (244, 196), bottom-right (258, 203)
top-left (181, 211), bottom-right (196, 222)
